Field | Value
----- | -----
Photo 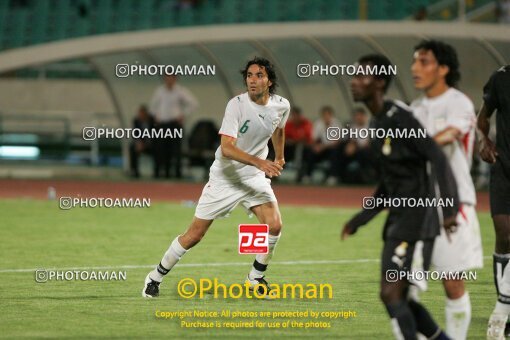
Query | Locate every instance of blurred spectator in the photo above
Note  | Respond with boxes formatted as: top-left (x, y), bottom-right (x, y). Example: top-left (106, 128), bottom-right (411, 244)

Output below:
top-left (331, 107), bottom-right (376, 184)
top-left (77, 4), bottom-right (89, 18)
top-left (298, 106), bottom-right (341, 183)
top-left (129, 105), bottom-right (156, 178)
top-left (187, 119), bottom-right (219, 180)
top-left (176, 0), bottom-right (199, 10)
top-left (284, 107), bottom-right (312, 167)
top-left (160, 0), bottom-right (200, 11)
top-left (496, 0), bottom-right (510, 23)
top-left (414, 6), bottom-right (428, 21)
top-left (150, 75), bottom-right (199, 179)
top-left (10, 0), bottom-right (29, 8)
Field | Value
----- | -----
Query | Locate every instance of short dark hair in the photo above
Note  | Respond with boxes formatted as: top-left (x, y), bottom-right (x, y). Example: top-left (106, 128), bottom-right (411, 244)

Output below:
top-left (352, 107), bottom-right (366, 115)
top-left (414, 39), bottom-right (460, 87)
top-left (240, 57), bottom-right (278, 94)
top-left (357, 54), bottom-right (394, 92)
top-left (320, 105), bottom-right (334, 115)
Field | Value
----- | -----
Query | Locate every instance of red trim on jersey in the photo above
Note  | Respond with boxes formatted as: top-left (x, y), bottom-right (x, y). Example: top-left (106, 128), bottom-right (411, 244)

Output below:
top-left (461, 132), bottom-right (470, 154)
top-left (218, 133), bottom-right (236, 139)
top-left (459, 204), bottom-right (468, 222)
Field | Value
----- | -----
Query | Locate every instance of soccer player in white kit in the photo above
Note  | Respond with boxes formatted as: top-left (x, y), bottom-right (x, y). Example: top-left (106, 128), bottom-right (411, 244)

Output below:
top-left (410, 40), bottom-right (483, 340)
top-left (142, 57), bottom-right (290, 298)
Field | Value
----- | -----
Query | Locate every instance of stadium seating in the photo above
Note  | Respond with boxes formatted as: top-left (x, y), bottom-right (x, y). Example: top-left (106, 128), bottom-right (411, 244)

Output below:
top-left (0, 0), bottom-right (496, 51)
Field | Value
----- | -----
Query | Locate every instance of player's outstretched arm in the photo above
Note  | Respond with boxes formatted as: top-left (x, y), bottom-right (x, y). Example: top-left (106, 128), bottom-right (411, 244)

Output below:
top-left (434, 127), bottom-right (461, 146)
top-left (271, 127), bottom-right (285, 167)
top-left (341, 184), bottom-right (386, 240)
top-left (220, 134), bottom-right (283, 178)
top-left (477, 102), bottom-right (498, 164)
top-left (404, 114), bottom-right (459, 234)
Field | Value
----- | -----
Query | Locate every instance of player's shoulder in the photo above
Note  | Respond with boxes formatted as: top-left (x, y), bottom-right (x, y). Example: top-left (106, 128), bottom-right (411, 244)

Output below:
top-left (270, 94), bottom-right (291, 109)
top-left (410, 96), bottom-right (425, 109)
top-left (445, 88), bottom-right (474, 108)
top-left (389, 99), bottom-right (413, 116)
top-left (496, 65), bottom-right (510, 75)
top-left (384, 100), bottom-right (420, 125)
top-left (445, 87), bottom-right (471, 102)
top-left (487, 65), bottom-right (510, 83)
top-left (492, 65), bottom-right (510, 83)
top-left (226, 92), bottom-right (248, 107)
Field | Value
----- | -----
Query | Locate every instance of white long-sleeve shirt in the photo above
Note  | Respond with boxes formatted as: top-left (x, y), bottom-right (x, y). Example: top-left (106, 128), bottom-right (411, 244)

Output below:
top-left (149, 84), bottom-right (199, 123)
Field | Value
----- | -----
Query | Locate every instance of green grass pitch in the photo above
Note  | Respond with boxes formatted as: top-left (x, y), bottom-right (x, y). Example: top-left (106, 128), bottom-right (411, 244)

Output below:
top-left (0, 199), bottom-right (495, 338)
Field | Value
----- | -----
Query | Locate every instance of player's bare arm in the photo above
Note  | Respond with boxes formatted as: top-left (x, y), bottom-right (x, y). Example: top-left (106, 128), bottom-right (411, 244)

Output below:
top-left (340, 224), bottom-right (355, 240)
top-left (477, 102), bottom-right (498, 164)
top-left (341, 207), bottom-right (384, 240)
top-left (220, 134), bottom-right (282, 178)
top-left (341, 184), bottom-right (386, 240)
top-left (271, 127), bottom-right (285, 167)
top-left (433, 126), bottom-right (462, 145)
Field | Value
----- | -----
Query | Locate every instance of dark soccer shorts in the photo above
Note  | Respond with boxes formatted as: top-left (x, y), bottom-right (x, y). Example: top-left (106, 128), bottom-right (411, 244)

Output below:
top-left (381, 238), bottom-right (434, 289)
top-left (490, 162), bottom-right (510, 216)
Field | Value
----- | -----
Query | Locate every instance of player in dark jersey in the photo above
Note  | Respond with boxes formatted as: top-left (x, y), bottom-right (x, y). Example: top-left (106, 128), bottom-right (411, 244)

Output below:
top-left (342, 54), bottom-right (459, 340)
top-left (478, 65), bottom-right (510, 340)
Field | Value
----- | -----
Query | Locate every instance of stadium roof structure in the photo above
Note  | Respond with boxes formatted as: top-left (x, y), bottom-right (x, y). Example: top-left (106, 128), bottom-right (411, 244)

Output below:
top-left (0, 21), bottom-right (508, 127)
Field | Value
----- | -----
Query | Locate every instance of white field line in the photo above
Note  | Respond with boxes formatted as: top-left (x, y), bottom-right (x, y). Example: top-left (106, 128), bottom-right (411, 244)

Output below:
top-left (0, 256), bottom-right (491, 274)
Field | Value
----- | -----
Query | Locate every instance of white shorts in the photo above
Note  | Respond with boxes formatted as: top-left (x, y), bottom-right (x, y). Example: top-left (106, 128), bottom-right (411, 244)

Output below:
top-left (431, 204), bottom-right (484, 273)
top-left (194, 176), bottom-right (277, 220)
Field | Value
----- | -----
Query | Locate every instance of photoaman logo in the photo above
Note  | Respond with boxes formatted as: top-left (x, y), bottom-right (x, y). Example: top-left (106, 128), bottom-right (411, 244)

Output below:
top-left (238, 224), bottom-right (268, 254)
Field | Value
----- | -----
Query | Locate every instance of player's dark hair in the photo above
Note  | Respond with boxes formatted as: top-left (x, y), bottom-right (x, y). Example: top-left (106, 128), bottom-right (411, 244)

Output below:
top-left (240, 57), bottom-right (278, 94)
top-left (414, 39), bottom-right (460, 87)
top-left (357, 54), bottom-right (394, 92)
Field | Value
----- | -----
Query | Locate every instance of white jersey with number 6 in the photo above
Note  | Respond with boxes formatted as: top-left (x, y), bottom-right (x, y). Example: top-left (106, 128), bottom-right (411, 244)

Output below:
top-left (210, 92), bottom-right (290, 182)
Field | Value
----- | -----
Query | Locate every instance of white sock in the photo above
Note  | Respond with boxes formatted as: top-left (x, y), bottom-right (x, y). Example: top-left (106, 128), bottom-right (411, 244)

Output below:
top-left (149, 237), bottom-right (187, 282)
top-left (493, 253), bottom-right (510, 315)
top-left (408, 285), bottom-right (421, 302)
top-left (494, 301), bottom-right (510, 315)
top-left (249, 234), bottom-right (280, 279)
top-left (445, 292), bottom-right (471, 340)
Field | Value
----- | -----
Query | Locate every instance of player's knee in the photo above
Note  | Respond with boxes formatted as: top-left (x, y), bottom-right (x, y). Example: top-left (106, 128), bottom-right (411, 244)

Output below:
top-left (495, 229), bottom-right (510, 253)
top-left (443, 280), bottom-right (465, 299)
top-left (380, 281), bottom-right (406, 305)
top-left (268, 218), bottom-right (282, 235)
top-left (180, 230), bottom-right (205, 248)
top-left (495, 239), bottom-right (510, 254)
top-left (380, 285), bottom-right (398, 304)
top-left (380, 288), bottom-right (394, 305)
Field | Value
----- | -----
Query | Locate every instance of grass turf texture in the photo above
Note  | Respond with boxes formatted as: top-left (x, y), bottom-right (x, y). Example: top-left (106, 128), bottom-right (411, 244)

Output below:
top-left (0, 199), bottom-right (495, 339)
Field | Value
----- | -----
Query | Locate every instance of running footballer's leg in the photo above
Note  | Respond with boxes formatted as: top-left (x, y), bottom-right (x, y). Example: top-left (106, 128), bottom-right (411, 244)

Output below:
top-left (381, 239), bottom-right (449, 340)
top-left (488, 168), bottom-right (510, 338)
top-left (488, 214), bottom-right (510, 339)
top-left (142, 217), bottom-right (213, 297)
top-left (381, 279), bottom-right (418, 340)
top-left (246, 201), bottom-right (282, 295)
top-left (442, 279), bottom-right (471, 340)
